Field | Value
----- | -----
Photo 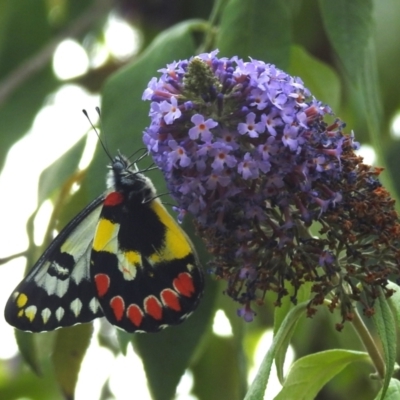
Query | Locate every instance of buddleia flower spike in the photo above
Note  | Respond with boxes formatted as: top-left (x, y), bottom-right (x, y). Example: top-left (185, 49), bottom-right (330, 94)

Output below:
top-left (142, 50), bottom-right (400, 330)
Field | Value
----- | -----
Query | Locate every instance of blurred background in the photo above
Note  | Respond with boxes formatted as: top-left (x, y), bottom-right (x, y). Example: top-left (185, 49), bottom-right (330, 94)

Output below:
top-left (0, 0), bottom-right (400, 399)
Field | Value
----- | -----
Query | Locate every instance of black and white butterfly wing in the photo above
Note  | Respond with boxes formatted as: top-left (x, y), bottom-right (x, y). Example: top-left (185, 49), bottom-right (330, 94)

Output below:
top-left (4, 196), bottom-right (105, 332)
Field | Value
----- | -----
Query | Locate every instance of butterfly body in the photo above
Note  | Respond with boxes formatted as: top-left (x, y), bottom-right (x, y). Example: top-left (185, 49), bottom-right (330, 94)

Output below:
top-left (5, 154), bottom-right (203, 333)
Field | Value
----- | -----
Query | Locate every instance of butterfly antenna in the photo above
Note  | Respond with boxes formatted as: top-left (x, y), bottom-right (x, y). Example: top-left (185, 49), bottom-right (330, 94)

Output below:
top-left (126, 148), bottom-right (148, 166)
top-left (145, 192), bottom-right (172, 204)
top-left (126, 148), bottom-right (150, 172)
top-left (82, 109), bottom-right (113, 162)
top-left (141, 162), bottom-right (157, 172)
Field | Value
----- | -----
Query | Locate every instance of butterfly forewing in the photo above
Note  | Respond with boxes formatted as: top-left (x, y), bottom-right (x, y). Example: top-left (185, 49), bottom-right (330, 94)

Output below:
top-left (4, 197), bottom-right (105, 332)
top-left (91, 190), bottom-right (204, 333)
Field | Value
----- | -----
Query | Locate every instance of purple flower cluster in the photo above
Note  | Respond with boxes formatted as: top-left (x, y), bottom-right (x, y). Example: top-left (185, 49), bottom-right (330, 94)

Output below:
top-left (143, 50), bottom-right (400, 328)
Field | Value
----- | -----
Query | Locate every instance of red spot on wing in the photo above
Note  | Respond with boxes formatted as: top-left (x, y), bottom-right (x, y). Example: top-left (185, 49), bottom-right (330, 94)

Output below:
top-left (127, 304), bottom-right (144, 327)
top-left (144, 296), bottom-right (163, 320)
top-left (104, 192), bottom-right (124, 206)
top-left (110, 296), bottom-right (125, 321)
top-left (94, 273), bottom-right (110, 297)
top-left (173, 272), bottom-right (195, 297)
top-left (160, 289), bottom-right (181, 311)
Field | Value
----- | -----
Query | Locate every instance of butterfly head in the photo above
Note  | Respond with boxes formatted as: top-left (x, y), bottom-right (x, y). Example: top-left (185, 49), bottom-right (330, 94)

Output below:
top-left (107, 154), bottom-right (156, 202)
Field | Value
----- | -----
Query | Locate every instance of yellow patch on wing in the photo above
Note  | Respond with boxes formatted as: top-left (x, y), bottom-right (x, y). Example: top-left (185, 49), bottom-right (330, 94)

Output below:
top-left (16, 293), bottom-right (28, 308)
top-left (93, 218), bottom-right (119, 253)
top-left (125, 250), bottom-right (142, 266)
top-left (149, 200), bottom-right (192, 263)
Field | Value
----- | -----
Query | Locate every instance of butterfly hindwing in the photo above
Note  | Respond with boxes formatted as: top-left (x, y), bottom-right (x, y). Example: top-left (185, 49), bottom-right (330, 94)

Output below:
top-left (91, 190), bottom-right (204, 333)
top-left (4, 197), bottom-right (105, 332)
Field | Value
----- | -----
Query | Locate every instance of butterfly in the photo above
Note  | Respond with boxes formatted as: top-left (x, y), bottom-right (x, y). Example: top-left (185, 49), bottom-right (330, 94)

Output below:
top-left (4, 153), bottom-right (204, 333)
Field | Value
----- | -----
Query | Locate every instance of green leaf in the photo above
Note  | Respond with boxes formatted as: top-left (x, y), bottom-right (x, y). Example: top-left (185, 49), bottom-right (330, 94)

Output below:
top-left (192, 333), bottom-right (246, 400)
top-left (274, 350), bottom-right (370, 400)
top-left (115, 330), bottom-right (132, 356)
top-left (0, 356), bottom-right (63, 400)
top-left (199, 284), bottom-right (249, 399)
top-left (90, 19), bottom-right (205, 199)
top-left (387, 281), bottom-right (400, 326)
top-left (38, 136), bottom-right (87, 204)
top-left (14, 330), bottom-right (41, 375)
top-left (52, 324), bottom-right (93, 400)
top-left (319, 2), bottom-right (396, 200)
top-left (320, 1), bottom-right (398, 211)
top-left (372, 289), bottom-right (397, 400)
top-left (374, 378), bottom-right (400, 400)
top-left (216, 0), bottom-right (291, 68)
top-left (318, 0), bottom-right (373, 82)
top-left (357, 41), bottom-right (397, 200)
top-left (273, 282), bottom-right (312, 384)
top-left (288, 45), bottom-right (341, 111)
top-left (244, 301), bottom-right (308, 400)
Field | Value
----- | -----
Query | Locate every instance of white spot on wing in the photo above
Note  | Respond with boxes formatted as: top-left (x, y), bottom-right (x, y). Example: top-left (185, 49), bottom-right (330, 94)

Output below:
top-left (43, 274), bottom-right (57, 295)
top-left (70, 298), bottom-right (83, 317)
top-left (117, 253), bottom-right (138, 281)
top-left (56, 307), bottom-right (65, 321)
top-left (186, 263), bottom-right (195, 272)
top-left (89, 297), bottom-right (100, 314)
top-left (39, 273), bottom-right (70, 297)
top-left (55, 278), bottom-right (69, 297)
top-left (41, 308), bottom-right (51, 323)
top-left (50, 261), bottom-right (69, 275)
top-left (34, 262), bottom-right (50, 284)
top-left (60, 206), bottom-right (101, 255)
top-left (71, 245), bottom-right (92, 284)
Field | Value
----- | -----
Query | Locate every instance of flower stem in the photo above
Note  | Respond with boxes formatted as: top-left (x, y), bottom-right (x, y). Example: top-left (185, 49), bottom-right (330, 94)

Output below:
top-left (351, 307), bottom-right (385, 380)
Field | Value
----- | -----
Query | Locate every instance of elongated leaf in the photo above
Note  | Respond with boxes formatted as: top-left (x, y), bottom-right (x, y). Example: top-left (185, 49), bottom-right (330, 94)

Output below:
top-left (38, 136), bottom-right (87, 204)
top-left (93, 19), bottom-right (207, 198)
top-left (14, 330), bottom-right (41, 376)
top-left (192, 333), bottom-right (246, 400)
top-left (357, 41), bottom-right (397, 199)
top-left (318, 0), bottom-right (373, 82)
top-left (372, 289), bottom-right (397, 400)
top-left (319, 2), bottom-right (395, 199)
top-left (217, 0), bottom-right (291, 68)
top-left (387, 281), bottom-right (400, 326)
top-left (52, 324), bottom-right (93, 400)
top-left (244, 301), bottom-right (308, 400)
top-left (273, 282), bottom-right (312, 384)
top-left (274, 350), bottom-right (370, 400)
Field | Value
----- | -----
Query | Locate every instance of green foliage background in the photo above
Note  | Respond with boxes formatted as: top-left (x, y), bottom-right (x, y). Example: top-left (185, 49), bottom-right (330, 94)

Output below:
top-left (1, 0), bottom-right (400, 399)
